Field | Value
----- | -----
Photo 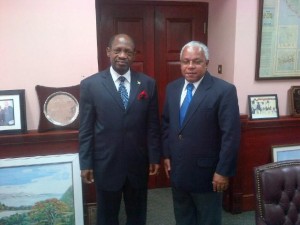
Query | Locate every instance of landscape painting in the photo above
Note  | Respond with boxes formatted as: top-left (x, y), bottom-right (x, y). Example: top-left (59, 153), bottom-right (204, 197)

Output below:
top-left (0, 154), bottom-right (83, 225)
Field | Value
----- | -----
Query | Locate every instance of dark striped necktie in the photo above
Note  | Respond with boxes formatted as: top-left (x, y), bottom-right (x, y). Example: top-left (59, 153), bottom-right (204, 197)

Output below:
top-left (118, 76), bottom-right (129, 109)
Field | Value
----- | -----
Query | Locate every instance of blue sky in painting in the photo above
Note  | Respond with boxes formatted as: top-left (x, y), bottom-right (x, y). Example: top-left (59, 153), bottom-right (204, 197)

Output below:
top-left (0, 162), bottom-right (73, 207)
top-left (0, 164), bottom-right (70, 186)
top-left (0, 163), bottom-right (69, 186)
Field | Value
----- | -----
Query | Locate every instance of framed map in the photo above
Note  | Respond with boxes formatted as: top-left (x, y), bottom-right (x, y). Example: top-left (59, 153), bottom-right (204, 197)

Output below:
top-left (256, 0), bottom-right (300, 80)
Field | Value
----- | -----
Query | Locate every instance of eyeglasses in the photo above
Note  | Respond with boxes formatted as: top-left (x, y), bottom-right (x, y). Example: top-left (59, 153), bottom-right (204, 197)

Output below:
top-left (180, 60), bottom-right (205, 66)
top-left (110, 48), bottom-right (135, 57)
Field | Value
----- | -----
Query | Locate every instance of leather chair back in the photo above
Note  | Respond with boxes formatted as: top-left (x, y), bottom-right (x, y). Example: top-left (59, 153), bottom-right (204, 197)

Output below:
top-left (253, 160), bottom-right (300, 225)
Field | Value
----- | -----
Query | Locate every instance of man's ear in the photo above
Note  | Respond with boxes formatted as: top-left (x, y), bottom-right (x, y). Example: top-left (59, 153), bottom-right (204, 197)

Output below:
top-left (106, 47), bottom-right (110, 57)
top-left (206, 60), bottom-right (209, 66)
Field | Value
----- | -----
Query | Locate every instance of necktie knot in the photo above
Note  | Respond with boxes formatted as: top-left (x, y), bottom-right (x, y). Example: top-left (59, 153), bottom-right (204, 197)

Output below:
top-left (119, 76), bottom-right (126, 83)
top-left (187, 83), bottom-right (194, 92)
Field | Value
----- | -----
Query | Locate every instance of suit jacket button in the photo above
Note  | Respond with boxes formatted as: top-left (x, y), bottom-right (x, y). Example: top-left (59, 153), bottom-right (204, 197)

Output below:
top-left (178, 134), bottom-right (183, 140)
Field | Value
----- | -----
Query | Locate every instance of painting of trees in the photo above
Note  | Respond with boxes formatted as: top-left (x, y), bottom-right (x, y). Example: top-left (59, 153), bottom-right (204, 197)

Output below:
top-left (29, 198), bottom-right (72, 225)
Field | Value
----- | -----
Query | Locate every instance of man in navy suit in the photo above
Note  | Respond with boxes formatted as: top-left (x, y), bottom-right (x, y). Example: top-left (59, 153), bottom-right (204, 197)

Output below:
top-left (162, 41), bottom-right (241, 225)
top-left (79, 34), bottom-right (161, 225)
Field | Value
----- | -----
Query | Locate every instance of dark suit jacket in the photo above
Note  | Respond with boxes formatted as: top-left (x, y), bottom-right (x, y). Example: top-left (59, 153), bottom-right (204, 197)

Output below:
top-left (79, 68), bottom-right (161, 191)
top-left (162, 72), bottom-right (241, 193)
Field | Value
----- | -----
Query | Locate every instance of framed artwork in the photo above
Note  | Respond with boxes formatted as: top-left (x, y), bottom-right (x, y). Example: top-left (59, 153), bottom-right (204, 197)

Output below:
top-left (35, 85), bottom-right (80, 132)
top-left (272, 144), bottom-right (300, 162)
top-left (255, 0), bottom-right (300, 80)
top-left (248, 94), bottom-right (279, 120)
top-left (0, 89), bottom-right (27, 134)
top-left (289, 86), bottom-right (300, 117)
top-left (0, 153), bottom-right (84, 225)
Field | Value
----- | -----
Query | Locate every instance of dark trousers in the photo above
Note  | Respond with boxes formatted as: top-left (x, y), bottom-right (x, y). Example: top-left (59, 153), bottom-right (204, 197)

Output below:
top-left (172, 187), bottom-right (222, 225)
top-left (96, 179), bottom-right (147, 225)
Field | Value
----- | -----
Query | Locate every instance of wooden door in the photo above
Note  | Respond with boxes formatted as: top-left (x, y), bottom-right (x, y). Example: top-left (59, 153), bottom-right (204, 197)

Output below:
top-left (96, 1), bottom-right (208, 188)
top-left (155, 4), bottom-right (208, 109)
top-left (97, 4), bottom-right (155, 76)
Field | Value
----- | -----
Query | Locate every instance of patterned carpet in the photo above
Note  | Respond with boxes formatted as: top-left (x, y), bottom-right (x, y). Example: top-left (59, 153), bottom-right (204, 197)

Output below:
top-left (119, 187), bottom-right (255, 225)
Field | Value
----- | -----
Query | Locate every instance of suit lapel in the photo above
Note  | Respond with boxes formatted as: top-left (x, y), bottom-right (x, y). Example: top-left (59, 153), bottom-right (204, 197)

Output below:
top-left (180, 73), bottom-right (212, 130)
top-left (101, 69), bottom-right (125, 110)
top-left (127, 72), bottom-right (140, 110)
top-left (169, 79), bottom-right (184, 132)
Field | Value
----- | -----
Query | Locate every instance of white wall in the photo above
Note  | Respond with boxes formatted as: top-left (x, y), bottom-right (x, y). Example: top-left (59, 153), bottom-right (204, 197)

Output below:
top-left (0, 0), bottom-right (98, 130)
top-left (1, 0), bottom-right (299, 130)
top-left (208, 0), bottom-right (300, 115)
top-left (207, 0), bottom-right (237, 83)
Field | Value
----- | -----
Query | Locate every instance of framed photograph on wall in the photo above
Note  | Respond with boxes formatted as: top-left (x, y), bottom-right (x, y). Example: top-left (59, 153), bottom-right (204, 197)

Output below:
top-left (0, 89), bottom-right (27, 134)
top-left (255, 0), bottom-right (300, 80)
top-left (0, 153), bottom-right (84, 225)
top-left (272, 144), bottom-right (300, 162)
top-left (248, 94), bottom-right (279, 120)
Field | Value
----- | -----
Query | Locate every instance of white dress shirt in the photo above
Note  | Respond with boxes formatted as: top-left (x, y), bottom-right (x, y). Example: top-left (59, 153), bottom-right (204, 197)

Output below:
top-left (110, 66), bottom-right (131, 97)
top-left (180, 78), bottom-right (203, 106)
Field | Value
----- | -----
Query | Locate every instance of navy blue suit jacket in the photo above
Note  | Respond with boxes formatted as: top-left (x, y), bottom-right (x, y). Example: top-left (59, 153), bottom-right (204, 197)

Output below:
top-left (79, 69), bottom-right (161, 191)
top-left (162, 72), bottom-right (241, 192)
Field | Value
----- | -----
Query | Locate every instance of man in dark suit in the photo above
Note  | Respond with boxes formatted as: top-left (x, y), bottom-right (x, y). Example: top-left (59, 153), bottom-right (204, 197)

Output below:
top-left (79, 34), bottom-right (161, 225)
top-left (162, 41), bottom-right (241, 225)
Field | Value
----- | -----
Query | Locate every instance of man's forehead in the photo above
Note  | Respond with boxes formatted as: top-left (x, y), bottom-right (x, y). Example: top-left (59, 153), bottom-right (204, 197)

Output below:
top-left (112, 37), bottom-right (134, 49)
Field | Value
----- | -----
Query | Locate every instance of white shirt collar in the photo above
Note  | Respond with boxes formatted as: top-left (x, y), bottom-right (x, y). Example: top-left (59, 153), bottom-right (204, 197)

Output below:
top-left (183, 76), bottom-right (204, 91)
top-left (110, 66), bottom-right (131, 83)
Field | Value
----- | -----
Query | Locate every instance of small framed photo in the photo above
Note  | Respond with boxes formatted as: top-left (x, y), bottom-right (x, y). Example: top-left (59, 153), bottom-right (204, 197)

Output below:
top-left (0, 89), bottom-right (27, 134)
top-left (248, 94), bottom-right (279, 120)
top-left (0, 153), bottom-right (84, 225)
top-left (272, 144), bottom-right (300, 162)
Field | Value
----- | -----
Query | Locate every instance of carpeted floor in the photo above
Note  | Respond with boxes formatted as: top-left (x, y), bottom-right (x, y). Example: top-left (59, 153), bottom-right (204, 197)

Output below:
top-left (119, 187), bottom-right (255, 225)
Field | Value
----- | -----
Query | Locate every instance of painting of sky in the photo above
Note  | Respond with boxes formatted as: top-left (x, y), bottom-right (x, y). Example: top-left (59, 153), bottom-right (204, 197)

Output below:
top-left (0, 162), bottom-right (72, 207)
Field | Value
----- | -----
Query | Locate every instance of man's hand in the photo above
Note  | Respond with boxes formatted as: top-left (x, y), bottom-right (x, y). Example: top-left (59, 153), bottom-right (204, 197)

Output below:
top-left (212, 172), bottom-right (229, 192)
top-left (81, 170), bottom-right (94, 184)
top-left (149, 164), bottom-right (160, 175)
top-left (164, 158), bottom-right (171, 179)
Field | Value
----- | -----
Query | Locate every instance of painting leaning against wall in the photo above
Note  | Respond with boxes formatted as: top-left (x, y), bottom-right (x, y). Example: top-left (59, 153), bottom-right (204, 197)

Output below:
top-left (0, 154), bottom-right (84, 225)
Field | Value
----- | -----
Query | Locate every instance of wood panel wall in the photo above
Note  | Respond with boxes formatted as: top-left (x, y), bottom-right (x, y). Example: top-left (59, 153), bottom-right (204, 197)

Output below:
top-left (223, 115), bottom-right (300, 213)
top-left (1, 115), bottom-right (300, 214)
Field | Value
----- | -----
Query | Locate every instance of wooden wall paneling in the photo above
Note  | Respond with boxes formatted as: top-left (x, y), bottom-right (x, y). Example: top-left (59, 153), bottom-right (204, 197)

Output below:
top-left (1, 116), bottom-right (300, 213)
top-left (223, 116), bottom-right (300, 213)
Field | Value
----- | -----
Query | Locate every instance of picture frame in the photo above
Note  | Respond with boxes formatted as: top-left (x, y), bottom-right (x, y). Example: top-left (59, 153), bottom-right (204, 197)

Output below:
top-left (0, 89), bottom-right (27, 134)
top-left (0, 153), bottom-right (84, 225)
top-left (288, 86), bottom-right (300, 117)
top-left (272, 144), bottom-right (300, 162)
top-left (255, 0), bottom-right (300, 80)
top-left (248, 94), bottom-right (279, 120)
